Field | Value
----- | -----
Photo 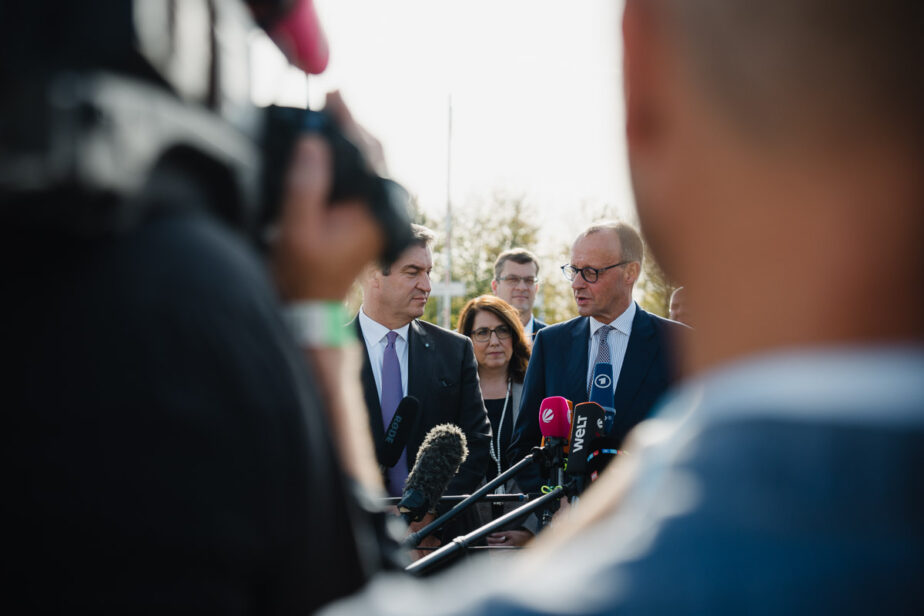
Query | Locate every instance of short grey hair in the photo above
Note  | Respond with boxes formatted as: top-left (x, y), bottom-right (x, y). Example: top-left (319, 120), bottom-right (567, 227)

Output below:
top-left (578, 221), bottom-right (644, 265)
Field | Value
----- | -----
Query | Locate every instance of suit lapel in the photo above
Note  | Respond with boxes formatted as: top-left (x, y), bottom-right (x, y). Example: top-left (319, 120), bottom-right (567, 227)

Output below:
top-left (567, 317), bottom-right (591, 403)
top-left (405, 320), bottom-right (430, 461)
top-left (614, 308), bottom-right (657, 410)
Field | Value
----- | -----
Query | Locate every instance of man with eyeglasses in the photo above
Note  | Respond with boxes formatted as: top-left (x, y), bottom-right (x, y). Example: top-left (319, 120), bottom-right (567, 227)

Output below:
top-left (491, 248), bottom-right (548, 339)
top-left (506, 221), bottom-right (685, 498)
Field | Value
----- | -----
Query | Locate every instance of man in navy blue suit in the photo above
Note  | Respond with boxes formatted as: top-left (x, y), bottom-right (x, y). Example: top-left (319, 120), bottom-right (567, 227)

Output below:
top-left (507, 221), bottom-right (685, 494)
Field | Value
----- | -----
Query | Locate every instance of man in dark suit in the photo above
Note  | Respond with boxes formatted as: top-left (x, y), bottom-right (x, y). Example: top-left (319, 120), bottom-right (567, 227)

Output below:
top-left (491, 248), bottom-right (548, 339)
top-left (507, 221), bottom-right (684, 494)
top-left (353, 224), bottom-right (491, 544)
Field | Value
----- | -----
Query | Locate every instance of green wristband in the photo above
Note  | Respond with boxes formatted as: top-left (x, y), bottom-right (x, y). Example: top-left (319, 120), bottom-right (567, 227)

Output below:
top-left (283, 301), bottom-right (356, 348)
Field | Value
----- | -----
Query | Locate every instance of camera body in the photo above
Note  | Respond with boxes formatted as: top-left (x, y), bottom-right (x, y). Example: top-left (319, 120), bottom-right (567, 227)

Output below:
top-left (261, 106), bottom-right (413, 262)
top-left (0, 0), bottom-right (412, 261)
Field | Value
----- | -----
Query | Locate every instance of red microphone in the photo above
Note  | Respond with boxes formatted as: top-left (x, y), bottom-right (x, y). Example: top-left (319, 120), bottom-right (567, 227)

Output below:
top-left (539, 396), bottom-right (572, 452)
top-left (270, 0), bottom-right (330, 74)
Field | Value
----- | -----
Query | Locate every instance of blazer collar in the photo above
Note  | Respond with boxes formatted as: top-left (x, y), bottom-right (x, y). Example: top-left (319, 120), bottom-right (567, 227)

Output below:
top-left (566, 317), bottom-right (591, 403)
top-left (406, 320), bottom-right (434, 400)
top-left (614, 308), bottom-right (657, 408)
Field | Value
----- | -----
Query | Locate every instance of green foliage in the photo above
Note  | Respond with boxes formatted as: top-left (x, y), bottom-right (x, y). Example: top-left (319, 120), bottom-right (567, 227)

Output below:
top-left (419, 192), bottom-right (544, 329)
top-left (636, 244), bottom-right (673, 318)
top-left (355, 192), bottom-right (674, 327)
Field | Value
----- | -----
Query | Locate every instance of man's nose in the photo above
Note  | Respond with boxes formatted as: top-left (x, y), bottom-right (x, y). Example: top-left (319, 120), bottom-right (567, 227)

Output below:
top-left (419, 273), bottom-right (431, 293)
top-left (572, 275), bottom-right (585, 291)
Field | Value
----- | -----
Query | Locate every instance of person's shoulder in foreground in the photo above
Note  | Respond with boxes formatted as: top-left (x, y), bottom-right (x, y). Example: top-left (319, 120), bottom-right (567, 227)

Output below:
top-left (320, 346), bottom-right (924, 615)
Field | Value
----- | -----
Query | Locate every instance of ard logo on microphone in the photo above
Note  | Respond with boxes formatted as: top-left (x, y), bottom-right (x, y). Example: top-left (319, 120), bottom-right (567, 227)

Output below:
top-left (541, 407), bottom-right (555, 424)
top-left (594, 373), bottom-right (612, 389)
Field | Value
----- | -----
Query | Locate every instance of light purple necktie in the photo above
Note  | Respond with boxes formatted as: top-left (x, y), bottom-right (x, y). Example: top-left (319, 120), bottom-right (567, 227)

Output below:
top-left (381, 331), bottom-right (408, 496)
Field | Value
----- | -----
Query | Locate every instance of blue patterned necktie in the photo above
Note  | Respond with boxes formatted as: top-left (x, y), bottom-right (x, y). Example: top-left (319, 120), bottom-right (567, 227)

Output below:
top-left (381, 331), bottom-right (408, 496)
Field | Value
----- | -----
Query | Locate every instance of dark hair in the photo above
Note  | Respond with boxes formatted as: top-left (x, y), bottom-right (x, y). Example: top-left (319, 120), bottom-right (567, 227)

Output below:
top-left (493, 248), bottom-right (540, 280)
top-left (457, 295), bottom-right (531, 384)
top-left (381, 224), bottom-right (435, 275)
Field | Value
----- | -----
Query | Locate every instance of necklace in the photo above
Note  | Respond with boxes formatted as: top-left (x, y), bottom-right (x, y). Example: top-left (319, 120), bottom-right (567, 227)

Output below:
top-left (488, 379), bottom-right (512, 485)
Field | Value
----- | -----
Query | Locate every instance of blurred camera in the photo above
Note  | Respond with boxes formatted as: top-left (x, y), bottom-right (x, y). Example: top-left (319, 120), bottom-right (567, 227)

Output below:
top-left (0, 0), bottom-right (413, 262)
top-left (261, 106), bottom-right (414, 263)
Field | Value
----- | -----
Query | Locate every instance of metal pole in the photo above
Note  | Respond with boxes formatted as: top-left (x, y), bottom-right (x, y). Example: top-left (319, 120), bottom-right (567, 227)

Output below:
top-left (442, 94), bottom-right (453, 329)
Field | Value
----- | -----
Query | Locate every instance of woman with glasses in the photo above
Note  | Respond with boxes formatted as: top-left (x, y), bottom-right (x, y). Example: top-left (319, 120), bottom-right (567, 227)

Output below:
top-left (457, 295), bottom-right (534, 547)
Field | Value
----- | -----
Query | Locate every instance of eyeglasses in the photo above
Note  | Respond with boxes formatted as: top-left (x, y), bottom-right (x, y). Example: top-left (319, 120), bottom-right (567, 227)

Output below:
top-left (470, 325), bottom-right (512, 343)
top-left (496, 275), bottom-right (539, 286)
top-left (561, 261), bottom-right (632, 283)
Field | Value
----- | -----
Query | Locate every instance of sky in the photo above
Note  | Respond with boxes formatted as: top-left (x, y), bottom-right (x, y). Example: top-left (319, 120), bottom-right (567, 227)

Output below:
top-left (251, 0), bottom-right (635, 238)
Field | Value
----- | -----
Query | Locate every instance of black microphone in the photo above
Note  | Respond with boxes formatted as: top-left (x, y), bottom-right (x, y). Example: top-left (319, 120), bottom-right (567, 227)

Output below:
top-left (397, 424), bottom-right (468, 523)
top-left (567, 402), bottom-right (607, 476)
top-left (381, 396), bottom-right (419, 468)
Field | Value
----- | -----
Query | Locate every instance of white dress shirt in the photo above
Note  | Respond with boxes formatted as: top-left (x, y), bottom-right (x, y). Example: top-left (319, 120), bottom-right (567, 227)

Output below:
top-left (523, 315), bottom-right (535, 337)
top-left (586, 301), bottom-right (636, 391)
top-left (358, 307), bottom-right (410, 399)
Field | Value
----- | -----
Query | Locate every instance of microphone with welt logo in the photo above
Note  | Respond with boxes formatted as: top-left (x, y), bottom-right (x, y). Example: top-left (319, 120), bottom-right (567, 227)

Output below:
top-left (567, 401), bottom-right (607, 477)
top-left (381, 396), bottom-right (419, 469)
top-left (397, 424), bottom-right (468, 523)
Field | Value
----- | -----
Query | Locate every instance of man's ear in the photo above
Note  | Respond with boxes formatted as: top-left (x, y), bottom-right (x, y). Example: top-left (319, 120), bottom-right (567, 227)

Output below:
top-left (362, 264), bottom-right (382, 289)
top-left (490, 279), bottom-right (499, 294)
top-left (625, 261), bottom-right (642, 286)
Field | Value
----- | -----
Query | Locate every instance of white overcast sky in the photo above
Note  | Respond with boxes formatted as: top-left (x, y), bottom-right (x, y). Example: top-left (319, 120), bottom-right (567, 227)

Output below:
top-left (251, 0), bottom-right (634, 235)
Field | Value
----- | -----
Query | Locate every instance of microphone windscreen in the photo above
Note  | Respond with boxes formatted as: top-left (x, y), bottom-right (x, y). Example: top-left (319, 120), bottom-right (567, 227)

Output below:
top-left (381, 396), bottom-right (419, 468)
top-left (398, 424), bottom-right (468, 522)
top-left (538, 396), bottom-right (572, 439)
top-left (567, 402), bottom-right (607, 474)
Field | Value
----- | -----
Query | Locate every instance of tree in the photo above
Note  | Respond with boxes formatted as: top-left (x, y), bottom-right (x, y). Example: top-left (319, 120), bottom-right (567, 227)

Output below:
top-left (420, 191), bottom-right (544, 329)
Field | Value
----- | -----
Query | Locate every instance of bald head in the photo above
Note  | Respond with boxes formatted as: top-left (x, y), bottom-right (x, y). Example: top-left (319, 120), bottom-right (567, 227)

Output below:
top-left (625, 0), bottom-right (924, 374)
top-left (655, 0), bottom-right (924, 144)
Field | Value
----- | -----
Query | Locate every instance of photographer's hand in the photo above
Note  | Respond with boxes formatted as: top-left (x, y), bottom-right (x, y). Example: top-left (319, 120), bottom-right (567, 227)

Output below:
top-left (272, 117), bottom-right (387, 496)
top-left (272, 134), bottom-right (383, 301)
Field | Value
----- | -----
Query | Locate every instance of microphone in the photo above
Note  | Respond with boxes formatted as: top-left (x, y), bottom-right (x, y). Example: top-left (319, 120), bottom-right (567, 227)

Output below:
top-left (589, 362), bottom-right (616, 433)
top-left (538, 396), bottom-right (572, 443)
top-left (566, 402), bottom-right (607, 476)
top-left (269, 0), bottom-right (330, 75)
top-left (535, 396), bottom-right (572, 527)
top-left (398, 424), bottom-right (468, 523)
top-left (381, 396), bottom-right (419, 468)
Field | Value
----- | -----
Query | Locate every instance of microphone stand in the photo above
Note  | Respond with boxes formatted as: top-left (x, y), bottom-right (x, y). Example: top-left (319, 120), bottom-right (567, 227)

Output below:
top-left (406, 482), bottom-right (571, 576)
top-left (382, 493), bottom-right (529, 507)
top-left (402, 449), bottom-right (546, 548)
top-left (538, 437), bottom-right (567, 529)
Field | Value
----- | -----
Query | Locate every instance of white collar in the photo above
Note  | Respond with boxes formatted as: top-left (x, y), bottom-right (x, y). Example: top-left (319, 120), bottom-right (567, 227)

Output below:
top-left (358, 306), bottom-right (411, 346)
top-left (590, 301), bottom-right (636, 336)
